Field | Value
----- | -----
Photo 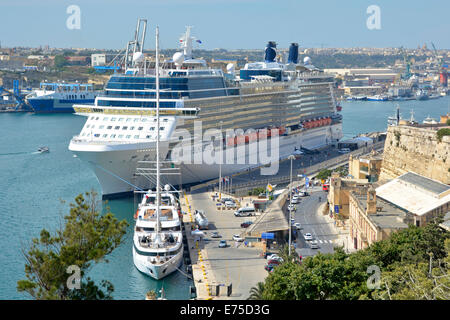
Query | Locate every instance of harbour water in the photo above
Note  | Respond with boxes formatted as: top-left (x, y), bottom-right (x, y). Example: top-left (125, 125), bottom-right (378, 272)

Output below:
top-left (0, 95), bottom-right (449, 299)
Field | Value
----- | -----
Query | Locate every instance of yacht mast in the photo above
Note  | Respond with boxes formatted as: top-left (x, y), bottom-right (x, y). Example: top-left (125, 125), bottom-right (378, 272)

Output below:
top-left (156, 26), bottom-right (161, 235)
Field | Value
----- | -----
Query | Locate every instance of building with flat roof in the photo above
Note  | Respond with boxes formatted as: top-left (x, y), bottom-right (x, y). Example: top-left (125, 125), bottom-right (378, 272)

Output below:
top-left (349, 186), bottom-right (411, 250)
top-left (349, 172), bottom-right (450, 250)
top-left (375, 172), bottom-right (450, 227)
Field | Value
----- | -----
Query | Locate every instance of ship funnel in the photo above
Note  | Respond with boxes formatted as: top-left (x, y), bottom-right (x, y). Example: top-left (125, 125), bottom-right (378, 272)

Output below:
top-left (264, 41), bottom-right (277, 63)
top-left (287, 43), bottom-right (299, 64)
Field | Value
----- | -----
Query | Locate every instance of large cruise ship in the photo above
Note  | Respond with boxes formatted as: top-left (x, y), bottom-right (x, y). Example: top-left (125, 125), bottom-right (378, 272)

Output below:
top-left (69, 20), bottom-right (343, 198)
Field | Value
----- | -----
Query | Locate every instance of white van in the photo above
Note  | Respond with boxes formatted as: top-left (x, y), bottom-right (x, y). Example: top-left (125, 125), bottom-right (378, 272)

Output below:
top-left (234, 207), bottom-right (255, 217)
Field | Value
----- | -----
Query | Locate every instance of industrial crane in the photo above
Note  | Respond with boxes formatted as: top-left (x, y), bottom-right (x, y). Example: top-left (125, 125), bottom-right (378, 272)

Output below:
top-left (0, 80), bottom-right (31, 111)
top-left (431, 42), bottom-right (448, 87)
top-left (399, 46), bottom-right (412, 80)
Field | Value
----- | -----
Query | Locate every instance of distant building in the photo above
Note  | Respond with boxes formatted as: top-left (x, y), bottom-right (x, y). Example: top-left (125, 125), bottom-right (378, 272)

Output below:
top-left (348, 150), bottom-right (383, 182)
top-left (91, 53), bottom-right (117, 67)
top-left (338, 136), bottom-right (374, 151)
top-left (328, 172), bottom-right (370, 223)
top-left (65, 56), bottom-right (90, 65)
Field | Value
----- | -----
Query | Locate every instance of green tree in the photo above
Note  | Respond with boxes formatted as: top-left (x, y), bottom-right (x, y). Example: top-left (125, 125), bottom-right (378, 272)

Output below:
top-left (374, 239), bottom-right (450, 300)
top-left (316, 169), bottom-right (332, 181)
top-left (54, 55), bottom-right (68, 70)
top-left (17, 191), bottom-right (128, 300)
top-left (260, 219), bottom-right (449, 300)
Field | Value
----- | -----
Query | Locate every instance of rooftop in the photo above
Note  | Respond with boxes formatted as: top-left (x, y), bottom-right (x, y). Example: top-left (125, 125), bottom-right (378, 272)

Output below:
top-left (352, 192), bottom-right (409, 229)
top-left (375, 172), bottom-right (450, 216)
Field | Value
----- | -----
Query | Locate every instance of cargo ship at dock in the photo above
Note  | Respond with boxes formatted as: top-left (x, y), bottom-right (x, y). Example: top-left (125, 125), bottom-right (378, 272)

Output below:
top-left (68, 19), bottom-right (343, 199)
top-left (26, 82), bottom-right (96, 113)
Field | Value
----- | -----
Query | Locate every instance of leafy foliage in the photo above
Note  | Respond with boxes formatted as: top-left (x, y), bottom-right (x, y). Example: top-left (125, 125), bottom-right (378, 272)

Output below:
top-left (436, 128), bottom-right (450, 142)
top-left (257, 219), bottom-right (449, 300)
top-left (316, 169), bottom-right (332, 181)
top-left (17, 191), bottom-right (128, 300)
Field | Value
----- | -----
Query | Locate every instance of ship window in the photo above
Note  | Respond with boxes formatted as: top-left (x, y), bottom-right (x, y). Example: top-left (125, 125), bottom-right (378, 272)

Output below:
top-left (111, 117), bottom-right (116, 121)
top-left (111, 134), bottom-right (116, 138)
top-left (122, 126), bottom-right (128, 130)
top-left (153, 119), bottom-right (157, 122)
top-left (86, 124), bottom-right (90, 128)
top-left (115, 126), bottom-right (120, 130)
top-left (134, 118), bottom-right (139, 122)
top-left (163, 118), bottom-right (168, 122)
top-left (91, 125), bottom-right (95, 129)
top-left (149, 127), bottom-right (155, 131)
top-left (134, 135), bottom-right (139, 139)
top-left (82, 133), bottom-right (86, 136)
top-left (160, 127), bottom-right (165, 131)
top-left (99, 125), bottom-right (104, 129)
top-left (107, 126), bottom-right (112, 129)
top-left (126, 118), bottom-right (132, 122)
top-left (102, 134), bottom-right (108, 138)
top-left (130, 126), bottom-right (135, 130)
top-left (89, 116), bottom-right (94, 120)
top-left (103, 117), bottom-right (109, 121)
top-left (96, 117), bottom-right (99, 120)
top-left (94, 134), bottom-right (100, 137)
top-left (118, 134), bottom-right (124, 138)
top-left (126, 135), bottom-right (131, 139)
top-left (138, 127), bottom-right (143, 130)
top-left (119, 118), bottom-right (124, 122)
top-left (146, 135), bottom-right (151, 139)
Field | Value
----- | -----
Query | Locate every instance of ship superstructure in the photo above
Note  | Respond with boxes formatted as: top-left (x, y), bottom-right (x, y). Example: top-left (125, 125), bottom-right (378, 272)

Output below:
top-left (69, 20), bottom-right (343, 198)
top-left (26, 82), bottom-right (96, 113)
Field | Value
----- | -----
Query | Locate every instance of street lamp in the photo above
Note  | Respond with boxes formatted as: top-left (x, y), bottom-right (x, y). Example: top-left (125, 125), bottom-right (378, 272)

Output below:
top-left (219, 121), bottom-right (223, 201)
top-left (288, 154), bottom-right (295, 257)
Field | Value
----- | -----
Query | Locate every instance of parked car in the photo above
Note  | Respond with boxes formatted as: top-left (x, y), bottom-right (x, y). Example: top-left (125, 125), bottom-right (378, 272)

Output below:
top-left (218, 240), bottom-right (228, 248)
top-left (299, 191), bottom-right (309, 197)
top-left (232, 234), bottom-right (244, 242)
top-left (264, 263), bottom-right (278, 272)
top-left (225, 201), bottom-right (237, 209)
top-left (304, 233), bottom-right (313, 241)
top-left (220, 197), bottom-right (234, 203)
top-left (310, 240), bottom-right (319, 249)
top-left (291, 198), bottom-right (299, 204)
top-left (210, 231), bottom-right (221, 238)
top-left (240, 221), bottom-right (253, 228)
top-left (266, 253), bottom-right (281, 261)
top-left (287, 204), bottom-right (296, 211)
top-left (267, 259), bottom-right (281, 265)
top-left (338, 148), bottom-right (351, 154)
top-left (294, 222), bottom-right (302, 229)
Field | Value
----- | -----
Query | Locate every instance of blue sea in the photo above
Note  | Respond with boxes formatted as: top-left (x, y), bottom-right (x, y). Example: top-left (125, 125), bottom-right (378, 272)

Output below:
top-left (0, 95), bottom-right (449, 299)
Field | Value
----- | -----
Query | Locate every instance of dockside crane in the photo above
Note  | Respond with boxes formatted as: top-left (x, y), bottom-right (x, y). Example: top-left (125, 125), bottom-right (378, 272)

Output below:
top-left (0, 80), bottom-right (32, 111)
top-left (399, 46), bottom-right (412, 80)
top-left (431, 42), bottom-right (448, 87)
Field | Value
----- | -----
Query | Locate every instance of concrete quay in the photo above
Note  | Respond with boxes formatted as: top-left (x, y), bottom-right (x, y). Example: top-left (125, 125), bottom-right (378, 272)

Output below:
top-left (180, 190), bottom-right (268, 300)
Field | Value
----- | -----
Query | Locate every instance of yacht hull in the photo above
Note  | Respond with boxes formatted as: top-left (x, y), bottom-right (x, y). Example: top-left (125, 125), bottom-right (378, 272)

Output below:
top-left (132, 246), bottom-right (184, 280)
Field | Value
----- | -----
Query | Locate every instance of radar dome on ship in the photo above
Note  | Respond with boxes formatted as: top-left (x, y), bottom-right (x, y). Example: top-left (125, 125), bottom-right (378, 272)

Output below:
top-left (133, 52), bottom-right (144, 62)
top-left (303, 56), bottom-right (312, 65)
top-left (172, 52), bottom-right (184, 66)
top-left (226, 63), bottom-right (235, 73)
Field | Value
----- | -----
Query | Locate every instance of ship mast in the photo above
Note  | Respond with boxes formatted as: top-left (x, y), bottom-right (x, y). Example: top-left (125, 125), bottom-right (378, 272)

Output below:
top-left (156, 26), bottom-right (161, 236)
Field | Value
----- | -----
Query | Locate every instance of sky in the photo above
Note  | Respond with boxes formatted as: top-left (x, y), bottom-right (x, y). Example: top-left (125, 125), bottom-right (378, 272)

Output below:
top-left (1, 0), bottom-right (449, 50)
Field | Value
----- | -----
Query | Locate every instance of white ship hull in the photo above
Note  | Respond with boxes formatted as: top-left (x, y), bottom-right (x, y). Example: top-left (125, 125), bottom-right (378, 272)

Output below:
top-left (69, 124), bottom-right (342, 197)
top-left (132, 245), bottom-right (183, 280)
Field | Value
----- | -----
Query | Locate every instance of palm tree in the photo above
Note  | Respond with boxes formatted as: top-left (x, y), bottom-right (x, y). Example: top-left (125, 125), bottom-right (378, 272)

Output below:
top-left (247, 282), bottom-right (265, 300)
